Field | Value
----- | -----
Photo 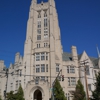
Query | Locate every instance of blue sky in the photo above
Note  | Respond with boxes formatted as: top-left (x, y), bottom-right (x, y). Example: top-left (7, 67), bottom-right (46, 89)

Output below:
top-left (0, 0), bottom-right (100, 67)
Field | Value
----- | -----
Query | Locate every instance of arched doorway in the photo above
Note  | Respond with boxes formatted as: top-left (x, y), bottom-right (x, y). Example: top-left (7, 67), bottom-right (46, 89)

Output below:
top-left (34, 89), bottom-right (42, 100)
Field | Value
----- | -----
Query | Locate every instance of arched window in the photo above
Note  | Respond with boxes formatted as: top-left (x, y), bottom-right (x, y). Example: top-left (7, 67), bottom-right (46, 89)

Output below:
top-left (38, 11), bottom-right (41, 18)
top-left (44, 11), bottom-right (47, 17)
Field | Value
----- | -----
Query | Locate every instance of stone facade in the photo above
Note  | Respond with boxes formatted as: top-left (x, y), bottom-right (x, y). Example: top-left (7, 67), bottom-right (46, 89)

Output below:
top-left (0, 0), bottom-right (100, 100)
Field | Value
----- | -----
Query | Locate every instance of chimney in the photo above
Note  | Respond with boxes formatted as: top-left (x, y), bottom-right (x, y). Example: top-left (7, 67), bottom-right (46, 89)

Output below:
top-left (71, 46), bottom-right (78, 62)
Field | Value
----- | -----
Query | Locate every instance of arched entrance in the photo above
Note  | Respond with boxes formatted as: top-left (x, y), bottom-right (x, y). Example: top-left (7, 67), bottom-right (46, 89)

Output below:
top-left (34, 89), bottom-right (42, 100)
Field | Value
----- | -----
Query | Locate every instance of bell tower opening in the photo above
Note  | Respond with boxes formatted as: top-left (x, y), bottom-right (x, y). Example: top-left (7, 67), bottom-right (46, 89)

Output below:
top-left (34, 89), bottom-right (42, 100)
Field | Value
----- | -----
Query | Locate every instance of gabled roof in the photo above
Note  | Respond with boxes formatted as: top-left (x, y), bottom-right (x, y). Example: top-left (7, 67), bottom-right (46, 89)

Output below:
top-left (78, 53), bottom-right (83, 60)
top-left (89, 57), bottom-right (99, 69)
top-left (62, 52), bottom-right (72, 61)
top-left (63, 52), bottom-right (99, 69)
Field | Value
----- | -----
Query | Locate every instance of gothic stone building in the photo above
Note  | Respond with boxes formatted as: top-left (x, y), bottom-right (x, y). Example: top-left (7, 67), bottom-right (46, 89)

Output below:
top-left (0, 0), bottom-right (100, 100)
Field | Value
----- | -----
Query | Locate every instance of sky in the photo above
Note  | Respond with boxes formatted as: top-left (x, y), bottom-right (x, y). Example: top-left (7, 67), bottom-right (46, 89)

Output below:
top-left (0, 0), bottom-right (100, 67)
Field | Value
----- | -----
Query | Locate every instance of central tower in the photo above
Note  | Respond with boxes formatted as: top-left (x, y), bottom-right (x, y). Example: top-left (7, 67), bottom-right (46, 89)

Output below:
top-left (23, 0), bottom-right (63, 99)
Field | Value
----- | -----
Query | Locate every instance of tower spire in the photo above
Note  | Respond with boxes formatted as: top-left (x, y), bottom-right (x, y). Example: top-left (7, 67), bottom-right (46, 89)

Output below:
top-left (96, 45), bottom-right (100, 58)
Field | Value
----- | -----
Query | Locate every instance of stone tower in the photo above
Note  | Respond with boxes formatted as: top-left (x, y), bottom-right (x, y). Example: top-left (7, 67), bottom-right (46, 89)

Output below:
top-left (23, 0), bottom-right (63, 99)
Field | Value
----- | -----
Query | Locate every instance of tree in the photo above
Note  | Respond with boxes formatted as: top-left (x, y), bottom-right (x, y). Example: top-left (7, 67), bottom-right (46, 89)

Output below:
top-left (91, 71), bottom-right (100, 100)
top-left (16, 85), bottom-right (25, 100)
top-left (6, 85), bottom-right (25, 100)
top-left (53, 79), bottom-right (67, 100)
top-left (6, 91), bottom-right (16, 100)
top-left (73, 80), bottom-right (86, 100)
top-left (0, 95), bottom-right (2, 100)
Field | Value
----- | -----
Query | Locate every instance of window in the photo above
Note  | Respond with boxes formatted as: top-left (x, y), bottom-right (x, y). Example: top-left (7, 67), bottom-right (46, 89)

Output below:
top-left (86, 66), bottom-right (90, 75)
top-left (44, 19), bottom-right (48, 27)
top-left (41, 53), bottom-right (45, 60)
top-left (66, 93), bottom-right (70, 100)
top-left (67, 66), bottom-right (70, 73)
top-left (44, 11), bottom-right (47, 17)
top-left (70, 66), bottom-right (75, 73)
top-left (44, 10), bottom-right (48, 28)
top-left (44, 43), bottom-right (48, 47)
top-left (37, 35), bottom-right (41, 40)
top-left (19, 80), bottom-right (21, 86)
top-left (67, 66), bottom-right (75, 73)
top-left (68, 77), bottom-right (76, 86)
top-left (37, 29), bottom-right (41, 34)
top-left (44, 28), bottom-right (48, 33)
top-left (68, 78), bottom-right (70, 86)
top-left (41, 64), bottom-right (45, 72)
top-left (44, 28), bottom-right (48, 39)
top-left (94, 70), bottom-right (97, 76)
top-left (56, 64), bottom-right (59, 72)
top-left (37, 21), bottom-right (41, 28)
top-left (35, 77), bottom-right (39, 84)
top-left (44, 34), bottom-right (48, 38)
top-left (46, 53), bottom-right (48, 60)
top-left (68, 93), bottom-right (70, 100)
top-left (38, 12), bottom-right (41, 18)
top-left (11, 83), bottom-right (13, 90)
top-left (46, 64), bottom-right (48, 72)
top-left (36, 53), bottom-right (40, 61)
top-left (44, 43), bottom-right (46, 47)
top-left (36, 77), bottom-right (40, 80)
top-left (41, 76), bottom-right (45, 81)
top-left (88, 84), bottom-right (91, 91)
top-left (16, 81), bottom-right (18, 89)
top-left (20, 70), bottom-right (22, 76)
top-left (71, 77), bottom-right (76, 86)
top-left (36, 65), bottom-right (40, 73)
top-left (37, 44), bottom-right (40, 48)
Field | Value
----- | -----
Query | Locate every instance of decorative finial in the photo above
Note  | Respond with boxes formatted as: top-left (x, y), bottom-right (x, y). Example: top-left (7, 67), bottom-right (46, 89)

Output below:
top-left (96, 44), bottom-right (100, 58)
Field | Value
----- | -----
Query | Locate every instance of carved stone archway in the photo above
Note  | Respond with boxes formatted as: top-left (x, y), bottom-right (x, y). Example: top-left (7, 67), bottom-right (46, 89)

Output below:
top-left (34, 89), bottom-right (42, 100)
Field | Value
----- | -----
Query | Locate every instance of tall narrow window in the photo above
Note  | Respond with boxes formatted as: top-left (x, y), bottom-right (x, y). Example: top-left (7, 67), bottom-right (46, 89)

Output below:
top-left (56, 64), bottom-right (59, 72)
top-left (86, 66), bottom-right (90, 75)
top-left (67, 66), bottom-right (75, 73)
top-left (44, 28), bottom-right (48, 38)
top-left (44, 43), bottom-right (46, 47)
top-left (37, 44), bottom-right (40, 48)
top-left (44, 10), bottom-right (47, 27)
top-left (46, 53), bottom-right (48, 60)
top-left (36, 53), bottom-right (40, 61)
top-left (88, 84), bottom-right (91, 91)
top-left (44, 11), bottom-right (47, 17)
top-left (41, 64), bottom-right (45, 72)
top-left (68, 93), bottom-right (70, 100)
top-left (46, 64), bottom-right (48, 72)
top-left (38, 11), bottom-right (41, 18)
top-left (19, 80), bottom-right (21, 86)
top-left (67, 66), bottom-right (69, 73)
top-left (66, 93), bottom-right (70, 100)
top-left (68, 78), bottom-right (70, 86)
top-left (36, 65), bottom-right (40, 73)
top-left (41, 53), bottom-right (45, 60)
top-left (94, 70), bottom-right (96, 76)
top-left (70, 66), bottom-right (75, 73)
top-left (37, 11), bottom-right (41, 41)
top-left (71, 77), bottom-right (76, 86)
top-left (68, 77), bottom-right (76, 86)
top-left (44, 19), bottom-right (48, 27)
top-left (37, 35), bottom-right (41, 40)
top-left (37, 21), bottom-right (41, 28)
top-left (37, 29), bottom-right (41, 34)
